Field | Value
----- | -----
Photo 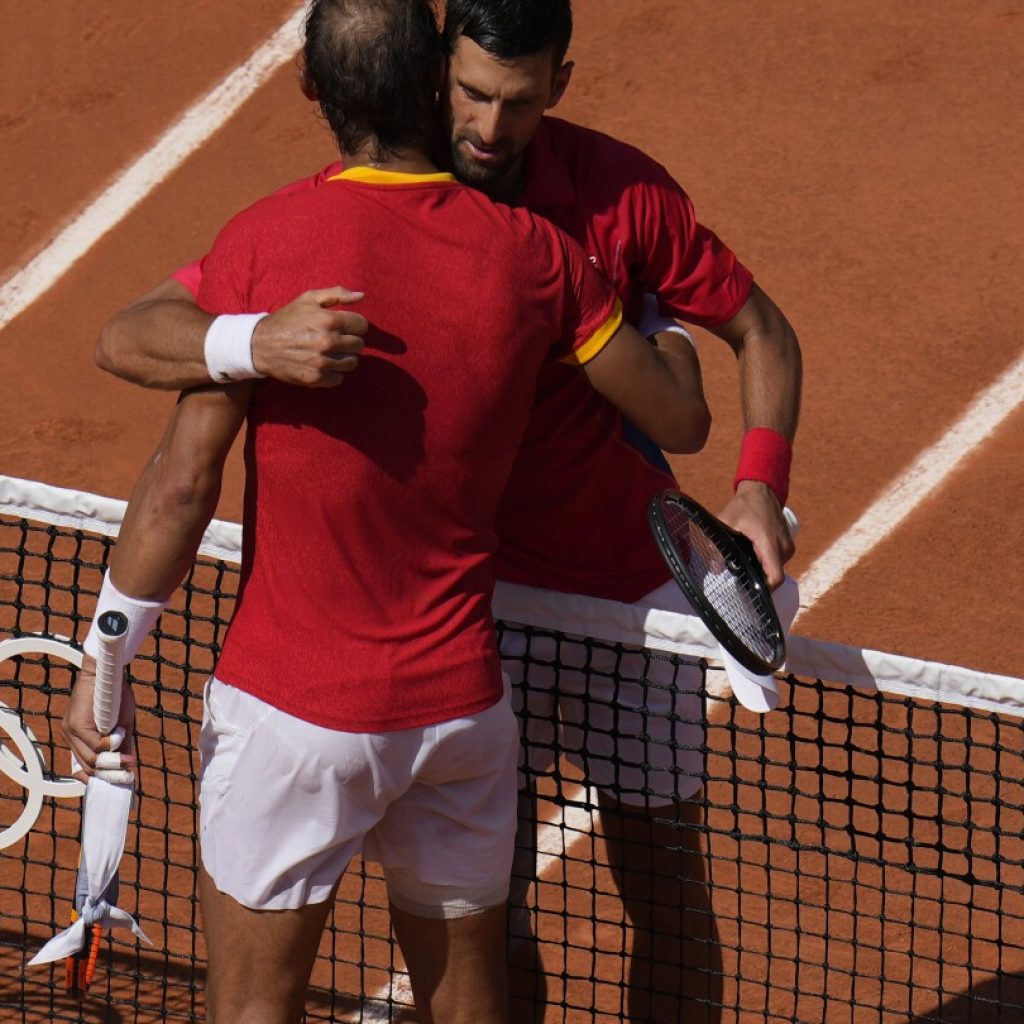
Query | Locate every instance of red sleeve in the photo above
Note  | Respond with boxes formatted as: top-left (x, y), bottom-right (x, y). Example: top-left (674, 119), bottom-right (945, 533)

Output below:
top-left (553, 229), bottom-right (623, 365)
top-left (171, 256), bottom-right (204, 298)
top-left (195, 217), bottom-right (254, 316)
top-left (170, 162), bottom-right (341, 300)
top-left (631, 163), bottom-right (753, 328)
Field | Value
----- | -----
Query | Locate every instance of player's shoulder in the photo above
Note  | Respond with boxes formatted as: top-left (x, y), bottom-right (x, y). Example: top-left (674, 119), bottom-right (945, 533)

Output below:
top-left (539, 116), bottom-right (677, 190)
top-left (212, 181), bottom-right (326, 249)
top-left (489, 198), bottom-right (573, 257)
top-left (225, 161), bottom-right (343, 225)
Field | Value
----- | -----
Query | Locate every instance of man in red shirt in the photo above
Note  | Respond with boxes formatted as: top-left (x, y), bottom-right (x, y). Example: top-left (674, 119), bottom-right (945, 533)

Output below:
top-left (94, 1), bottom-right (801, 1019)
top-left (65, 2), bottom-right (711, 1021)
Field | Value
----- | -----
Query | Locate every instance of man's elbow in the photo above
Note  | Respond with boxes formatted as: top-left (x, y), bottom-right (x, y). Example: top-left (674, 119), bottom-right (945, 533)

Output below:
top-left (653, 403), bottom-right (712, 456)
top-left (95, 315), bottom-right (135, 382)
top-left (149, 452), bottom-right (223, 521)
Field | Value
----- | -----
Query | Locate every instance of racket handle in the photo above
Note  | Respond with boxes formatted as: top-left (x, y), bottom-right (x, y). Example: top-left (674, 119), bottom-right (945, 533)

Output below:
top-left (92, 611), bottom-right (128, 736)
top-left (783, 507), bottom-right (800, 540)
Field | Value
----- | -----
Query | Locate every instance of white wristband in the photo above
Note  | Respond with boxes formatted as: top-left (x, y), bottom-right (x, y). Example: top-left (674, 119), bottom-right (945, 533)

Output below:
top-left (83, 574), bottom-right (168, 663)
top-left (636, 293), bottom-right (694, 346)
top-left (204, 313), bottom-right (269, 383)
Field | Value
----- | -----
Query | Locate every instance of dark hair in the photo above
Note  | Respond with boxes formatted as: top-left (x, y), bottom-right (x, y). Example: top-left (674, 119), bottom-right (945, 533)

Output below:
top-left (304, 0), bottom-right (444, 159)
top-left (443, 0), bottom-right (573, 66)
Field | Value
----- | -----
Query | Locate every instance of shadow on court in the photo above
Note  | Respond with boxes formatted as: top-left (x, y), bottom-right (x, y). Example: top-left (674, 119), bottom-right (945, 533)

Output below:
top-left (910, 973), bottom-right (1024, 1023)
top-left (0, 926), bottom-right (395, 1023)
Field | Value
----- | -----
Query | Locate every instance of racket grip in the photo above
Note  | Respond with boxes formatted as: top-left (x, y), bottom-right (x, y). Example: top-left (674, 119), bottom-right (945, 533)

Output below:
top-left (92, 611), bottom-right (128, 736)
top-left (783, 507), bottom-right (800, 540)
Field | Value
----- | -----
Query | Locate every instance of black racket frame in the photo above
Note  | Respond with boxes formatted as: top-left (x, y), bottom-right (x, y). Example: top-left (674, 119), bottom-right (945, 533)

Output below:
top-left (647, 489), bottom-right (786, 675)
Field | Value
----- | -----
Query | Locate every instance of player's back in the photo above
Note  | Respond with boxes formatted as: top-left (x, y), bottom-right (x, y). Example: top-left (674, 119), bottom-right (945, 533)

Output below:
top-left (197, 168), bottom-right (618, 733)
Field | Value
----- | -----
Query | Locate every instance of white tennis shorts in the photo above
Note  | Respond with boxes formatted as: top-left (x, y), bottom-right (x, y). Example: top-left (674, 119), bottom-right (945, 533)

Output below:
top-left (198, 676), bottom-right (519, 915)
top-left (502, 580), bottom-right (706, 808)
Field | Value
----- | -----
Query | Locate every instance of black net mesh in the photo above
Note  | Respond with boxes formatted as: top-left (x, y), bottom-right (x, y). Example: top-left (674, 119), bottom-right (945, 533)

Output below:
top-left (1, 511), bottom-right (1023, 1023)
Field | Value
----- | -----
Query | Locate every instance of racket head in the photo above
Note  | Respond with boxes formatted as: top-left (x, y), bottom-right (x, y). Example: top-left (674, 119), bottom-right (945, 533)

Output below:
top-left (647, 489), bottom-right (786, 676)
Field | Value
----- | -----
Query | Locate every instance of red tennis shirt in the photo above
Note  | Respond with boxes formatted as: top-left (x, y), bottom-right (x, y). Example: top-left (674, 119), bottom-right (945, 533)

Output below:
top-left (176, 117), bottom-right (753, 602)
top-left (198, 168), bottom-right (621, 732)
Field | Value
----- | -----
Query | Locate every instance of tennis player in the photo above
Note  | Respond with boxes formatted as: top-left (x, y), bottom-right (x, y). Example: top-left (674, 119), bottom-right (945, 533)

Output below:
top-left (94, 1), bottom-right (802, 1019)
top-left (63, 2), bottom-right (712, 1022)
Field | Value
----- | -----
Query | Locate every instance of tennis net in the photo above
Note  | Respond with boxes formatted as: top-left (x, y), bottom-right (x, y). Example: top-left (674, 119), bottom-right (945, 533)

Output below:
top-left (1, 475), bottom-right (1021, 1023)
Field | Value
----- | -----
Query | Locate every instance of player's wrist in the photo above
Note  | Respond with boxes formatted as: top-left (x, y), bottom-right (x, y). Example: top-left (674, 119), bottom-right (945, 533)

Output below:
top-left (82, 574), bottom-right (168, 664)
top-left (249, 315), bottom-right (273, 378)
top-left (733, 427), bottom-right (792, 506)
top-left (204, 313), bottom-right (269, 383)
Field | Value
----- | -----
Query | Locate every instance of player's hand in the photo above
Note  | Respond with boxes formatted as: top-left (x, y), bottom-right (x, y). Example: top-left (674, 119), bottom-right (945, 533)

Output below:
top-left (62, 655), bottom-right (137, 783)
top-left (251, 286), bottom-right (367, 388)
top-left (717, 481), bottom-right (795, 590)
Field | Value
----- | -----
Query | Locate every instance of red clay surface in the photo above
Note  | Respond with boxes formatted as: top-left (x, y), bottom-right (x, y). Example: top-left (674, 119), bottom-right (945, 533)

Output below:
top-left (1, 1), bottom-right (1022, 1022)
top-left (2, 0), bottom-right (1020, 672)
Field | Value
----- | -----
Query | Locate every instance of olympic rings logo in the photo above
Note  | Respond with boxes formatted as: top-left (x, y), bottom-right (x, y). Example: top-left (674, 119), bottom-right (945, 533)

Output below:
top-left (0, 636), bottom-right (85, 849)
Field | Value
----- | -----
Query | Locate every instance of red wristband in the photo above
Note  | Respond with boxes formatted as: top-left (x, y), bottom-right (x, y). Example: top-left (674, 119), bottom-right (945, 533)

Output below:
top-left (733, 428), bottom-right (792, 506)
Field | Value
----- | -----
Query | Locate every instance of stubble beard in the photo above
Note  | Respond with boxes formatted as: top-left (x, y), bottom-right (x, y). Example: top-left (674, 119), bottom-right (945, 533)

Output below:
top-left (449, 135), bottom-right (517, 187)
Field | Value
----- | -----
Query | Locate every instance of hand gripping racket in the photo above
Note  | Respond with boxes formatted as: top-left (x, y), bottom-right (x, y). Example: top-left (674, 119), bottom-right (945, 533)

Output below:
top-left (647, 490), bottom-right (797, 677)
top-left (66, 610), bottom-right (129, 995)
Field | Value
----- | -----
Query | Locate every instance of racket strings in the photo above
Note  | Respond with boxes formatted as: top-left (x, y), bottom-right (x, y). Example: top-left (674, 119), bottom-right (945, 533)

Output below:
top-left (661, 501), bottom-right (778, 661)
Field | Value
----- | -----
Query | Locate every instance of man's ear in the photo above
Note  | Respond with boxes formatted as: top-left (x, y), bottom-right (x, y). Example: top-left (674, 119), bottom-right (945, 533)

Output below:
top-left (546, 61), bottom-right (574, 110)
top-left (296, 50), bottom-right (319, 102)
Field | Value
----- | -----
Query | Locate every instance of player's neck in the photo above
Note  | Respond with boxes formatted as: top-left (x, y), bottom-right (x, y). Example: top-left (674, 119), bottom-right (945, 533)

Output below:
top-left (343, 144), bottom-right (440, 176)
top-left (478, 155), bottom-right (527, 205)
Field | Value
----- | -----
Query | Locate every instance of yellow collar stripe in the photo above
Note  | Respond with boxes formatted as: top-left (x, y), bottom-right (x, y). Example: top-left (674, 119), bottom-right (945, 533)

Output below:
top-left (327, 167), bottom-right (456, 186)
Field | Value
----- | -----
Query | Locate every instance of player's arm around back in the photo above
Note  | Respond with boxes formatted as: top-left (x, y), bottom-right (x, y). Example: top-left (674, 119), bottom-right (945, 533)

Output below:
top-left (96, 277), bottom-right (212, 389)
top-left (95, 277), bottom-right (367, 391)
top-left (581, 322), bottom-right (711, 454)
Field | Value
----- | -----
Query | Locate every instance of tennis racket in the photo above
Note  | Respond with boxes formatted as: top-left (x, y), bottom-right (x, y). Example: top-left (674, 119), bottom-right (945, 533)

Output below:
top-left (66, 610), bottom-right (129, 996)
top-left (647, 490), bottom-right (796, 677)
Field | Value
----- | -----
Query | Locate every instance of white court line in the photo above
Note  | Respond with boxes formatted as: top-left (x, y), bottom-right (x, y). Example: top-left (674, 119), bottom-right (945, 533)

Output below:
top-left (795, 347), bottom-right (1024, 614)
top-left (359, 350), bottom-right (1024, 1017)
top-left (0, 4), bottom-right (306, 333)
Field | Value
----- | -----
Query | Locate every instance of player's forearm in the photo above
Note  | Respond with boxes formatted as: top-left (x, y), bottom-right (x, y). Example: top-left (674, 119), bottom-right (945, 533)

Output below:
top-left (721, 284), bottom-right (802, 440)
top-left (711, 284), bottom-right (801, 582)
top-left (109, 385), bottom-right (251, 600)
top-left (648, 330), bottom-right (712, 453)
top-left (96, 279), bottom-right (215, 391)
top-left (98, 281), bottom-right (368, 391)
top-left (110, 451), bottom-right (220, 601)
top-left (582, 323), bottom-right (711, 454)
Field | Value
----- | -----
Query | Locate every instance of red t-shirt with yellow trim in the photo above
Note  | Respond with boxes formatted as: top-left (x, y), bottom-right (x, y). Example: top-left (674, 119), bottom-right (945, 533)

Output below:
top-left (198, 168), bottom-right (621, 732)
top-left (175, 117), bottom-right (752, 602)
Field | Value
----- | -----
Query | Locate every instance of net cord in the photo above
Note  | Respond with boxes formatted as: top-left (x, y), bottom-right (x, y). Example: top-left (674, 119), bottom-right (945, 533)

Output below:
top-left (2, 473), bottom-right (1020, 720)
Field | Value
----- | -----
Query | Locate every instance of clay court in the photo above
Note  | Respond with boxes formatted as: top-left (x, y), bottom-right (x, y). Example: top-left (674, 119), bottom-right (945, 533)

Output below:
top-left (0, 1), bottom-right (1021, 1022)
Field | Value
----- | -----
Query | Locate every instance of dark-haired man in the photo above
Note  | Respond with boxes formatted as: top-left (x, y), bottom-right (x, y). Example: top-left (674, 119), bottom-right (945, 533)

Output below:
top-left (94, 1), bottom-right (801, 1019)
top-left (65, 1), bottom-right (711, 1021)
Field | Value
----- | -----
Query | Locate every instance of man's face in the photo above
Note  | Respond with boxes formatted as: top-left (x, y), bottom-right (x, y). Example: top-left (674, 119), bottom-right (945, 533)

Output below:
top-left (444, 36), bottom-right (571, 193)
